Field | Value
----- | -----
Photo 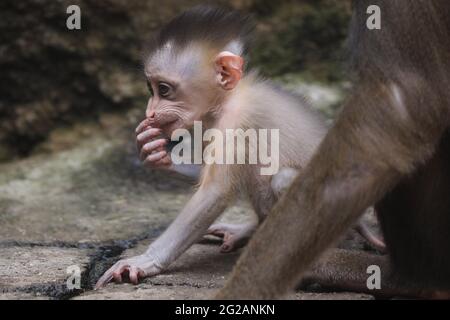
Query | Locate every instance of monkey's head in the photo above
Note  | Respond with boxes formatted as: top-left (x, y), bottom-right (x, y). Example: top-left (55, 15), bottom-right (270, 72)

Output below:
top-left (143, 6), bottom-right (253, 135)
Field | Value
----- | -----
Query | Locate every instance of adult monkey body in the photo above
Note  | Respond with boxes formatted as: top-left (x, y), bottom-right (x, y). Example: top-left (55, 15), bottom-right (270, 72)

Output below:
top-left (218, 0), bottom-right (450, 299)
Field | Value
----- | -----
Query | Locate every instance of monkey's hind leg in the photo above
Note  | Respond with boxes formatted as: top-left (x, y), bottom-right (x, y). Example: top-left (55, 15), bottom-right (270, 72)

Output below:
top-left (207, 221), bottom-right (258, 253)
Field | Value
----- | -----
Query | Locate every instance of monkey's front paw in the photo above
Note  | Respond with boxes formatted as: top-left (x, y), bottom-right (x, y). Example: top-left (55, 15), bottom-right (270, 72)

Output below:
top-left (94, 255), bottom-right (163, 289)
top-left (135, 119), bottom-right (172, 169)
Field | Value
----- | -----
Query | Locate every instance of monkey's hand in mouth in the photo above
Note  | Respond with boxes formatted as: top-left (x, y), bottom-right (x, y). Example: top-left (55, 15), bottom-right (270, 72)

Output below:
top-left (94, 254), bottom-right (163, 289)
top-left (136, 118), bottom-right (172, 169)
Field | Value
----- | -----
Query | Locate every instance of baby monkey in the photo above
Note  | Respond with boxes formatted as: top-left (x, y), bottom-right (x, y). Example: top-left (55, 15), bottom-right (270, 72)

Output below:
top-left (95, 6), bottom-right (382, 289)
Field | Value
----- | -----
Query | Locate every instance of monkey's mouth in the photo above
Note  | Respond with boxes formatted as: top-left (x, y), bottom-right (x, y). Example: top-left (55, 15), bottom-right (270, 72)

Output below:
top-left (160, 119), bottom-right (182, 136)
top-left (147, 113), bottom-right (181, 136)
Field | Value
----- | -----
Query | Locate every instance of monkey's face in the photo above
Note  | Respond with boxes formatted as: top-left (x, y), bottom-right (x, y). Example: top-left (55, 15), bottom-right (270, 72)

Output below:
top-left (143, 44), bottom-right (243, 136)
top-left (143, 69), bottom-right (217, 136)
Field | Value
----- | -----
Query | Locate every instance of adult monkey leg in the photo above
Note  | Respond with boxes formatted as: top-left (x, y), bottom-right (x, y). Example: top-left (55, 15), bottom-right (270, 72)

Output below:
top-left (376, 130), bottom-right (450, 295)
top-left (218, 80), bottom-right (438, 299)
top-left (217, 83), bottom-right (446, 299)
top-left (216, 0), bottom-right (450, 299)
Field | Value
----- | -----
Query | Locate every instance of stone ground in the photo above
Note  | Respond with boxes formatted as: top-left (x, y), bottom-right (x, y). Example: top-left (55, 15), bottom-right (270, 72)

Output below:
top-left (0, 84), bottom-right (384, 300)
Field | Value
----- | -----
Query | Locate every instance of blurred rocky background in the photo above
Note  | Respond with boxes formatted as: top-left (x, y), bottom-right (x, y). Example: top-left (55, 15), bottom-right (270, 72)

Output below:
top-left (0, 0), bottom-right (351, 162)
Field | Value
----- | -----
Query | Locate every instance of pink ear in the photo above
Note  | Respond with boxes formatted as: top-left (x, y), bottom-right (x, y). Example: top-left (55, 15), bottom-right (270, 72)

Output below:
top-left (214, 51), bottom-right (244, 90)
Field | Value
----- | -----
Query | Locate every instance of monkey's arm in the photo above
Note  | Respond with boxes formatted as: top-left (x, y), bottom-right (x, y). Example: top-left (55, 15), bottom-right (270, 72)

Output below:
top-left (95, 182), bottom-right (228, 288)
top-left (144, 183), bottom-right (228, 265)
top-left (217, 81), bottom-right (446, 299)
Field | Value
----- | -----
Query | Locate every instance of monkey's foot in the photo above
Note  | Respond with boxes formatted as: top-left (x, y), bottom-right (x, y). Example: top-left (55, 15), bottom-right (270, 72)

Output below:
top-left (207, 222), bottom-right (257, 253)
top-left (94, 254), bottom-right (163, 289)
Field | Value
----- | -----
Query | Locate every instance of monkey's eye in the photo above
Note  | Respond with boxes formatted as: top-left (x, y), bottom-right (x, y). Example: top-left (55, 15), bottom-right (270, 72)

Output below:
top-left (158, 82), bottom-right (172, 98)
top-left (146, 81), bottom-right (154, 96)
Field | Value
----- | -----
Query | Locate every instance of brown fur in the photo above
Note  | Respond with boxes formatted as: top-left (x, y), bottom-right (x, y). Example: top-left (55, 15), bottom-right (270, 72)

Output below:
top-left (217, 0), bottom-right (450, 299)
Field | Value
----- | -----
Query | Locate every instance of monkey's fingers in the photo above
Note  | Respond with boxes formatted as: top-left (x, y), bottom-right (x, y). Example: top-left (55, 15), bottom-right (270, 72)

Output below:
top-left (94, 260), bottom-right (138, 290)
top-left (95, 263), bottom-right (150, 289)
top-left (207, 226), bottom-right (236, 252)
top-left (136, 128), bottom-right (163, 150)
top-left (94, 262), bottom-right (130, 289)
top-left (207, 226), bottom-right (226, 239)
top-left (140, 139), bottom-right (168, 161)
top-left (94, 274), bottom-right (113, 290)
top-left (143, 150), bottom-right (168, 167)
top-left (220, 233), bottom-right (247, 253)
top-left (207, 223), bottom-right (254, 253)
top-left (135, 118), bottom-right (153, 135)
top-left (128, 267), bottom-right (146, 285)
top-left (154, 155), bottom-right (172, 167)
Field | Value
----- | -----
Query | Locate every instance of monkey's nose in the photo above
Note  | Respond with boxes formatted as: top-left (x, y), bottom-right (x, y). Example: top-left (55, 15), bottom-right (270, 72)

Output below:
top-left (146, 110), bottom-right (156, 119)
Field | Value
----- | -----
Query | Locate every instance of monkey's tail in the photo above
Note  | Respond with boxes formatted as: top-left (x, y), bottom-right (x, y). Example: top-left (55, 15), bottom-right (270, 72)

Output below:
top-left (355, 222), bottom-right (386, 253)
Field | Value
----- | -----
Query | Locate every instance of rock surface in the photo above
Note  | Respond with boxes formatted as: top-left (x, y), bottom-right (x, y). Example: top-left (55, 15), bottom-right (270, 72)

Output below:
top-left (77, 242), bottom-right (375, 300)
top-left (0, 245), bottom-right (92, 299)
